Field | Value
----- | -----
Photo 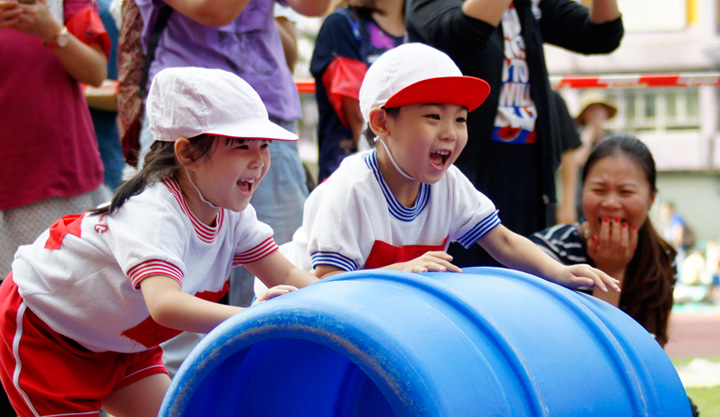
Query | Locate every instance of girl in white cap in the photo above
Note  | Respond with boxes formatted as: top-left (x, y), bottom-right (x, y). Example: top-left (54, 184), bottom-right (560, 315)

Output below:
top-left (281, 43), bottom-right (620, 293)
top-left (0, 67), bottom-right (318, 417)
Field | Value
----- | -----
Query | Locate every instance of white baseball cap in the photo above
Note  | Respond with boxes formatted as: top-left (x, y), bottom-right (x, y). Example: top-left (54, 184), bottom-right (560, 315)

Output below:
top-left (359, 43), bottom-right (491, 122)
top-left (147, 67), bottom-right (298, 142)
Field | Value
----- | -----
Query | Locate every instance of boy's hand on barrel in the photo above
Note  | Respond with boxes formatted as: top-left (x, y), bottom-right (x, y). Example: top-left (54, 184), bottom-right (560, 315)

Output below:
top-left (254, 284), bottom-right (298, 304)
top-left (551, 264), bottom-right (621, 293)
top-left (398, 251), bottom-right (463, 273)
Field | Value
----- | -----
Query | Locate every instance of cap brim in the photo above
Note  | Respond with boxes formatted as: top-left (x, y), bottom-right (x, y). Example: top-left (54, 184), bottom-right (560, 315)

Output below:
top-left (205, 119), bottom-right (298, 141)
top-left (384, 76), bottom-right (491, 112)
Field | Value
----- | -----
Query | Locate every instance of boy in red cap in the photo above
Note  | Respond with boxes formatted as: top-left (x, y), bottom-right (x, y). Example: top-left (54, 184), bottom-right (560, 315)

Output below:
top-left (279, 43), bottom-right (620, 292)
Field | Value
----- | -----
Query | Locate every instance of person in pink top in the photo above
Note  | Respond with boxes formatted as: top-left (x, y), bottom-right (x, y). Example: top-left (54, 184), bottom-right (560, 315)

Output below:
top-left (0, 0), bottom-right (112, 278)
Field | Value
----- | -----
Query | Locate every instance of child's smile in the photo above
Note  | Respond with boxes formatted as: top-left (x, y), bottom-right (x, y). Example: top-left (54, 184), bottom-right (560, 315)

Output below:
top-left (429, 149), bottom-right (451, 169)
top-left (186, 138), bottom-right (271, 222)
top-left (382, 103), bottom-right (467, 184)
top-left (237, 176), bottom-right (258, 194)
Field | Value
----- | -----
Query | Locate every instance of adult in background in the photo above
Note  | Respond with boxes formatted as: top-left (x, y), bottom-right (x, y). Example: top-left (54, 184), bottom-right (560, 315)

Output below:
top-left (406, 0), bottom-right (623, 267)
top-left (532, 135), bottom-right (675, 340)
top-left (0, 0), bottom-right (111, 277)
top-left (553, 90), bottom-right (583, 224)
top-left (311, 0), bottom-right (405, 183)
top-left (556, 90), bottom-right (617, 224)
top-left (0, 0), bottom-right (111, 413)
top-left (530, 135), bottom-right (699, 416)
top-left (660, 200), bottom-right (693, 274)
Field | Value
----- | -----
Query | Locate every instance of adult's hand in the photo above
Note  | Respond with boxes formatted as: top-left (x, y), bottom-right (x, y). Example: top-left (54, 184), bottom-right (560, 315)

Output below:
top-left (0, 0), bottom-right (22, 28)
top-left (585, 217), bottom-right (637, 280)
top-left (9, 0), bottom-right (60, 42)
top-left (9, 0), bottom-right (108, 86)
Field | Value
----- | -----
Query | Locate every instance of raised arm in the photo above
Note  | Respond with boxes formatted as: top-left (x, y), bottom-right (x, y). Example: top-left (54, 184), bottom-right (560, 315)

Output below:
top-left (286, 0), bottom-right (331, 17)
top-left (588, 0), bottom-right (620, 23)
top-left (162, 0), bottom-right (252, 27)
top-left (461, 0), bottom-right (513, 26)
top-left (164, 0), bottom-right (330, 28)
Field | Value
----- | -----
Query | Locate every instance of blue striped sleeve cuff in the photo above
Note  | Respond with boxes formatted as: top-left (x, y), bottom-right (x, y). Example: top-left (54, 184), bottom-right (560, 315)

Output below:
top-left (456, 210), bottom-right (501, 248)
top-left (311, 251), bottom-right (358, 272)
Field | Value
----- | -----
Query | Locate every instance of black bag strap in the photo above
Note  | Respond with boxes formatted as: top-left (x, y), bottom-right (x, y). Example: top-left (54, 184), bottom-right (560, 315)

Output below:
top-left (138, 5), bottom-right (173, 98)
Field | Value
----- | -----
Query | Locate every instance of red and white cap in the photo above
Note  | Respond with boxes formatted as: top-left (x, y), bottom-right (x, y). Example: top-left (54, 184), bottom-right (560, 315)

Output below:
top-left (359, 43), bottom-right (491, 122)
top-left (147, 67), bottom-right (298, 143)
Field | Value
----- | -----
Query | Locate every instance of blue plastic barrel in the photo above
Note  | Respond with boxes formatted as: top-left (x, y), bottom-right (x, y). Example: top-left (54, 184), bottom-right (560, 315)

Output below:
top-left (159, 267), bottom-right (691, 417)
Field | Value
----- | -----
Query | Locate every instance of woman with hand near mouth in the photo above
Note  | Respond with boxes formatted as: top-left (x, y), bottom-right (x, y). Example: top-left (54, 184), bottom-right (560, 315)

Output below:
top-left (531, 135), bottom-right (677, 347)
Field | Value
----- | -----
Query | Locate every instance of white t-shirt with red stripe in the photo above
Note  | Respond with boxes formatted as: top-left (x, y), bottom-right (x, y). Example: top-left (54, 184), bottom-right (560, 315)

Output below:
top-left (282, 150), bottom-right (500, 272)
top-left (11, 177), bottom-right (276, 353)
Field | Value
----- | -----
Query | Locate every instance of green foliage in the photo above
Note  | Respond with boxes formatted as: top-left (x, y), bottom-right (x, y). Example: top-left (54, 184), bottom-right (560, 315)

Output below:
top-left (672, 357), bottom-right (720, 416)
top-left (686, 386), bottom-right (720, 416)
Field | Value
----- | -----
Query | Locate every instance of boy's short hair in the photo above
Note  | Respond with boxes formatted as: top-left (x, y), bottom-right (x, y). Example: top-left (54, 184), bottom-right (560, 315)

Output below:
top-left (358, 43), bottom-right (490, 122)
top-left (147, 67), bottom-right (298, 143)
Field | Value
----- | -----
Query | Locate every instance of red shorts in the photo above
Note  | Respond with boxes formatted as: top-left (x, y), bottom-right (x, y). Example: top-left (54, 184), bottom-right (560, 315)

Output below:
top-left (0, 273), bottom-right (168, 417)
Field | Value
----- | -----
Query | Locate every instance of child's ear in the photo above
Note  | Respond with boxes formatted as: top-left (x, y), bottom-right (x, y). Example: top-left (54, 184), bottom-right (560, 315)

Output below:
top-left (368, 108), bottom-right (390, 137)
top-left (174, 138), bottom-right (196, 166)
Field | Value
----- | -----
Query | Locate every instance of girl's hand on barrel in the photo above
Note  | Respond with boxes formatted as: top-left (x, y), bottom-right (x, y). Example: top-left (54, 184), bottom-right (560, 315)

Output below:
top-left (399, 251), bottom-right (462, 273)
top-left (254, 284), bottom-right (298, 304)
top-left (553, 264), bottom-right (621, 293)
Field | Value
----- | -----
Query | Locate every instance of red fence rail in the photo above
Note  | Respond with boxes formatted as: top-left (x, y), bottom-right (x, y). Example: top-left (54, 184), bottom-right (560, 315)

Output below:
top-left (85, 72), bottom-right (720, 98)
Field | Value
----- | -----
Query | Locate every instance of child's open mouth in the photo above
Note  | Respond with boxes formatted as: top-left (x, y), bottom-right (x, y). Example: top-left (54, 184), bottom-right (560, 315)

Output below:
top-left (430, 150), bottom-right (450, 169)
top-left (237, 178), bottom-right (257, 193)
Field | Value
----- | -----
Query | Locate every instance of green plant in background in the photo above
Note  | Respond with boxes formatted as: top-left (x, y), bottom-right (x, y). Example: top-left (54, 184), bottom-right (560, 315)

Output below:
top-left (686, 386), bottom-right (720, 416)
top-left (672, 357), bottom-right (720, 416)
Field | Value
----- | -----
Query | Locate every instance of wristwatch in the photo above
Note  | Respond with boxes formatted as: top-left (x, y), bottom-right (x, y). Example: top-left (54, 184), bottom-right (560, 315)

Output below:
top-left (45, 26), bottom-right (70, 48)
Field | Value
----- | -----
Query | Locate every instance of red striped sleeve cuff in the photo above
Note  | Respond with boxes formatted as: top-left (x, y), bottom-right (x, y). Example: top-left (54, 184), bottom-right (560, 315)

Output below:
top-left (128, 260), bottom-right (184, 289)
top-left (233, 237), bottom-right (279, 266)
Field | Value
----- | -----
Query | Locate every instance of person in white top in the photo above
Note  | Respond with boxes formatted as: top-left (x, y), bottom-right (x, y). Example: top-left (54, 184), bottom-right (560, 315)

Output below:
top-left (281, 43), bottom-right (620, 294)
top-left (0, 67), bottom-right (318, 417)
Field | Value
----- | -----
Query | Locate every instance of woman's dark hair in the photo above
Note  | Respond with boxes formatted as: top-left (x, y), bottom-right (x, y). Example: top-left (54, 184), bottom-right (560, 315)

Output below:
top-left (582, 134), bottom-right (677, 346)
top-left (90, 135), bottom-right (219, 216)
top-left (362, 106), bottom-right (401, 148)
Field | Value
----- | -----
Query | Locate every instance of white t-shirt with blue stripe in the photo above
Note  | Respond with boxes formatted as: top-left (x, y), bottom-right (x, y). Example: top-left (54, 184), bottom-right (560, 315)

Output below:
top-left (282, 150), bottom-right (500, 272)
